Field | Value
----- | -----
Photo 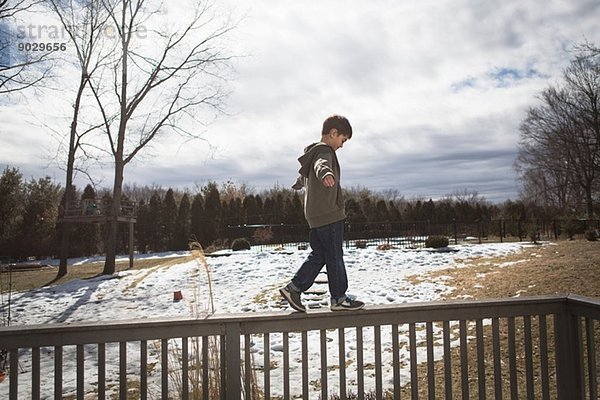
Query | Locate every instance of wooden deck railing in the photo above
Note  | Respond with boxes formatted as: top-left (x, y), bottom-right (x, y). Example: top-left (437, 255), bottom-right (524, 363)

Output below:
top-left (0, 294), bottom-right (598, 399)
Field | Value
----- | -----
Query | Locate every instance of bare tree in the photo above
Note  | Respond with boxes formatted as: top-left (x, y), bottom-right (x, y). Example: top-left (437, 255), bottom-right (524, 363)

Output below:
top-left (517, 44), bottom-right (600, 218)
top-left (449, 188), bottom-right (487, 206)
top-left (515, 157), bottom-right (581, 215)
top-left (576, 40), bottom-right (600, 59)
top-left (46, 0), bottom-right (116, 277)
top-left (516, 87), bottom-right (581, 214)
top-left (90, 0), bottom-right (237, 274)
top-left (0, 0), bottom-right (53, 94)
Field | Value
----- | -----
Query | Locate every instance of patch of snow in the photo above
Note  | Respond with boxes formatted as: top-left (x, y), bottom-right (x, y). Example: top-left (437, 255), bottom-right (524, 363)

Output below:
top-left (0, 241), bottom-right (529, 398)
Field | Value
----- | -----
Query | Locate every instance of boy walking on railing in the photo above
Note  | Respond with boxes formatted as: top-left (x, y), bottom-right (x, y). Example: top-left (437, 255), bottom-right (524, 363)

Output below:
top-left (280, 115), bottom-right (365, 312)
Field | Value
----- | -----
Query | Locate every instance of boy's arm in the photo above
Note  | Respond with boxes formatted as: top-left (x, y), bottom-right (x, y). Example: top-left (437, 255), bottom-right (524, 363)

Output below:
top-left (313, 151), bottom-right (336, 187)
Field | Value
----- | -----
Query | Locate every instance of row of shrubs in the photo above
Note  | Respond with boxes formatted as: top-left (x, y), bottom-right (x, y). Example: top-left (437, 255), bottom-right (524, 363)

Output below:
top-left (231, 230), bottom-right (598, 252)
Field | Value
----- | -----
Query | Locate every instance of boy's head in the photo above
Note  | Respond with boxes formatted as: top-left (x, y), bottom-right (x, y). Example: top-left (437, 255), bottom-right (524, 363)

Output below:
top-left (321, 115), bottom-right (352, 151)
top-left (322, 114), bottom-right (352, 138)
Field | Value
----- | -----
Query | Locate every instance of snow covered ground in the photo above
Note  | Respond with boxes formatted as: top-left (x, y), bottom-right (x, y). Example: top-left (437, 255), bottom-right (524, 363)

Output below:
top-left (0, 241), bottom-right (531, 398)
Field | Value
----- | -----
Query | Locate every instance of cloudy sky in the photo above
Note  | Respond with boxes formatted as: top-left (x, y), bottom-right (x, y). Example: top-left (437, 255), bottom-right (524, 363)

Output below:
top-left (1, 0), bottom-right (599, 203)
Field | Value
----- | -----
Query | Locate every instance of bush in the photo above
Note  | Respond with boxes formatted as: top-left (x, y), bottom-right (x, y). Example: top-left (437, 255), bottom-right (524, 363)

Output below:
top-left (425, 235), bottom-right (449, 249)
top-left (355, 240), bottom-right (367, 249)
top-left (584, 229), bottom-right (598, 241)
top-left (231, 238), bottom-right (251, 251)
top-left (252, 227), bottom-right (273, 244)
top-left (205, 239), bottom-right (229, 254)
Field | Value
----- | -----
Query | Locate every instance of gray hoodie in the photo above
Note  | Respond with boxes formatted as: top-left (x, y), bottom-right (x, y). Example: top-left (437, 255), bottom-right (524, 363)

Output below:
top-left (292, 142), bottom-right (346, 228)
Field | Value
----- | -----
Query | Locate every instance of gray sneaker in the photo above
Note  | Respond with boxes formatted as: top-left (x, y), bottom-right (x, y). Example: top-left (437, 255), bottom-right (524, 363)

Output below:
top-left (279, 284), bottom-right (306, 312)
top-left (331, 297), bottom-right (365, 311)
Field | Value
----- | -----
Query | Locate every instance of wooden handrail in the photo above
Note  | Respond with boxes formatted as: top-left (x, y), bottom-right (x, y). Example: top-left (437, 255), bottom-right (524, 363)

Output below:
top-left (0, 294), bottom-right (597, 399)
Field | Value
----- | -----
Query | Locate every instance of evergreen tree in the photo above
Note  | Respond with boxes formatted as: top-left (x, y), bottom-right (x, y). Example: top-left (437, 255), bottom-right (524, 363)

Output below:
top-left (227, 197), bottom-right (243, 226)
top-left (388, 201), bottom-right (402, 223)
top-left (221, 200), bottom-right (231, 225)
top-left (290, 192), bottom-right (304, 224)
top-left (202, 182), bottom-right (221, 246)
top-left (147, 192), bottom-right (163, 251)
top-left (403, 203), bottom-right (415, 221)
top-left (190, 192), bottom-right (205, 245)
top-left (19, 177), bottom-right (62, 258)
top-left (283, 198), bottom-right (294, 224)
top-left (263, 197), bottom-right (275, 224)
top-left (0, 167), bottom-right (25, 257)
top-left (435, 199), bottom-right (455, 221)
top-left (374, 200), bottom-right (389, 222)
top-left (360, 196), bottom-right (376, 222)
top-left (345, 198), bottom-right (367, 224)
top-left (175, 193), bottom-right (191, 250)
top-left (455, 201), bottom-right (477, 222)
top-left (255, 195), bottom-right (264, 223)
top-left (162, 189), bottom-right (178, 250)
top-left (273, 194), bottom-right (285, 223)
top-left (423, 199), bottom-right (435, 221)
top-left (413, 200), bottom-right (425, 221)
top-left (243, 194), bottom-right (259, 224)
top-left (136, 199), bottom-right (151, 253)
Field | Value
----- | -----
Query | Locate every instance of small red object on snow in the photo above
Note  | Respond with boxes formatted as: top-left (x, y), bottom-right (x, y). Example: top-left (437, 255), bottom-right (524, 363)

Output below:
top-left (173, 291), bottom-right (183, 301)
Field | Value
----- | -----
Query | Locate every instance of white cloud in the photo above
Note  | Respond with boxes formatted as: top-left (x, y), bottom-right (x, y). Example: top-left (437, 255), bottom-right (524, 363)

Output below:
top-left (1, 0), bottom-right (598, 202)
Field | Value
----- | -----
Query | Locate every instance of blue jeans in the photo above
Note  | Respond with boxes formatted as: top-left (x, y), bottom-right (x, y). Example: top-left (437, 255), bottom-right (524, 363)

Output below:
top-left (290, 220), bottom-right (348, 304)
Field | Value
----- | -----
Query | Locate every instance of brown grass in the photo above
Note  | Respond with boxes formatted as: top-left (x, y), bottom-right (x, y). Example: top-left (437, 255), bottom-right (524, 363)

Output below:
top-left (417, 238), bottom-right (600, 299)
top-left (397, 238), bottom-right (600, 400)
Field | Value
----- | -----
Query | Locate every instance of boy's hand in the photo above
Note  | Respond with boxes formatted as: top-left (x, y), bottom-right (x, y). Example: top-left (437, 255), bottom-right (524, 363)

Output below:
top-left (322, 175), bottom-right (335, 187)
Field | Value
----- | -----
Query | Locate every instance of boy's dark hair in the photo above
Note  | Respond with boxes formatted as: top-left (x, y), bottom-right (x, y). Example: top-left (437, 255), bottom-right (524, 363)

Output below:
top-left (322, 115), bottom-right (352, 138)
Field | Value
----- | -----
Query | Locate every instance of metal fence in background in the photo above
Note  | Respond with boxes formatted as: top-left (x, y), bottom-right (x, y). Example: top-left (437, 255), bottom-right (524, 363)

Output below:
top-left (226, 219), bottom-right (600, 251)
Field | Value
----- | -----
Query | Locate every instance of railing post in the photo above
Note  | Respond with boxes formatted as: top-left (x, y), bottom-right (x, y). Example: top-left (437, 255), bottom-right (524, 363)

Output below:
top-left (225, 322), bottom-right (241, 400)
top-left (554, 307), bottom-right (583, 400)
top-left (9, 349), bottom-right (18, 400)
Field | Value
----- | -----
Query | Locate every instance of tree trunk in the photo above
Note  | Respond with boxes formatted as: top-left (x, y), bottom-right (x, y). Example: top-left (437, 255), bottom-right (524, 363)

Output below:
top-left (57, 223), bottom-right (70, 278)
top-left (102, 217), bottom-right (118, 275)
top-left (57, 74), bottom-right (86, 278)
top-left (57, 123), bottom-right (76, 278)
top-left (585, 185), bottom-right (594, 219)
top-left (102, 160), bottom-right (124, 275)
top-left (102, 2), bottom-right (128, 276)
